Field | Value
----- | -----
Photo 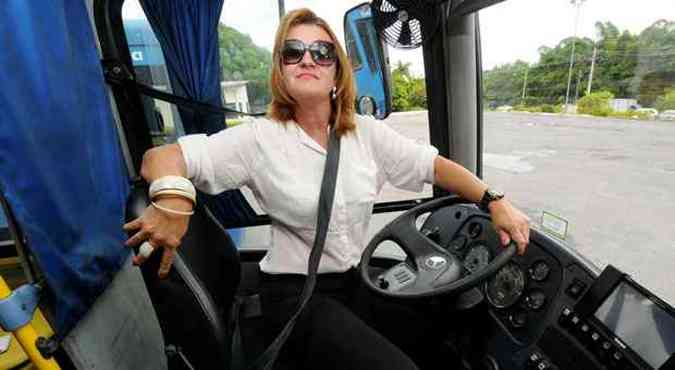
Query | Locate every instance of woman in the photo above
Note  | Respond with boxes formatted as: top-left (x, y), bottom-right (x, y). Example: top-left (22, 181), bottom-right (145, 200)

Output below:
top-left (124, 8), bottom-right (530, 370)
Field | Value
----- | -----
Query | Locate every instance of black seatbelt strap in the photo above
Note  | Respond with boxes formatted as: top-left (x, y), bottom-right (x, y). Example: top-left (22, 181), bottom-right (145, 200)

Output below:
top-left (247, 126), bottom-right (341, 370)
top-left (133, 82), bottom-right (266, 117)
top-left (102, 59), bottom-right (265, 117)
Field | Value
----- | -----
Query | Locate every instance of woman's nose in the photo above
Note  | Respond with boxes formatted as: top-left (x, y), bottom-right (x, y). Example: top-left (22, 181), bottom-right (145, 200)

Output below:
top-left (299, 49), bottom-right (315, 67)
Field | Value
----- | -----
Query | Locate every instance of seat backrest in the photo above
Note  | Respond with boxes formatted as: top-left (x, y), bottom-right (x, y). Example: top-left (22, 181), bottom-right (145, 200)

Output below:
top-left (127, 186), bottom-right (241, 369)
top-left (62, 255), bottom-right (168, 370)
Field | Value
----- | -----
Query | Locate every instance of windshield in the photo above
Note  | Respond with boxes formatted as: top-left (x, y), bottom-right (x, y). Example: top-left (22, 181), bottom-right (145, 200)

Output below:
top-left (480, 0), bottom-right (675, 305)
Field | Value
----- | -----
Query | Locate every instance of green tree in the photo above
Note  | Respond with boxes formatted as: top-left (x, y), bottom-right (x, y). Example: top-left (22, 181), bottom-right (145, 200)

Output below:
top-left (577, 91), bottom-right (614, 116)
top-left (218, 24), bottom-right (272, 111)
top-left (483, 20), bottom-right (675, 109)
top-left (391, 61), bottom-right (427, 111)
top-left (482, 60), bottom-right (529, 107)
top-left (655, 89), bottom-right (675, 111)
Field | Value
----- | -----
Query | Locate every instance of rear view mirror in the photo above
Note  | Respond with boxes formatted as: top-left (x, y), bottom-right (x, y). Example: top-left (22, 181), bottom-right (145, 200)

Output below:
top-left (344, 3), bottom-right (392, 120)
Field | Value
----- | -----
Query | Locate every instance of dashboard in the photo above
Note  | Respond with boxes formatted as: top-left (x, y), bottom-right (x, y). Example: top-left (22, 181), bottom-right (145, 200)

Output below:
top-left (419, 204), bottom-right (675, 370)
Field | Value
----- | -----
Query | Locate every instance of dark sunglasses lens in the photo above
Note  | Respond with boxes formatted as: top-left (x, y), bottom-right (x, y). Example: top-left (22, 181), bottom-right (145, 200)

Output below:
top-left (282, 42), bottom-right (304, 64)
top-left (310, 42), bottom-right (336, 65)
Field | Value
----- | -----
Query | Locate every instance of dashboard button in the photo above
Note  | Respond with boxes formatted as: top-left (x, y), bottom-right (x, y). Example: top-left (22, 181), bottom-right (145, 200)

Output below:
top-left (590, 332), bottom-right (600, 342)
top-left (566, 279), bottom-right (587, 299)
top-left (558, 307), bottom-right (573, 327)
top-left (528, 352), bottom-right (543, 363)
top-left (536, 359), bottom-right (552, 370)
top-left (601, 341), bottom-right (613, 353)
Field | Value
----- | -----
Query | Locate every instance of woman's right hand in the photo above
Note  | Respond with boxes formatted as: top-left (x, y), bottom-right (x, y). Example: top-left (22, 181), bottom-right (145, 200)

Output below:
top-left (123, 197), bottom-right (193, 279)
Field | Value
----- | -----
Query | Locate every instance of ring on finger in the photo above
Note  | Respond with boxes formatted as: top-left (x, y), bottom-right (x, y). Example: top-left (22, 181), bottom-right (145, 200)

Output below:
top-left (139, 241), bottom-right (155, 259)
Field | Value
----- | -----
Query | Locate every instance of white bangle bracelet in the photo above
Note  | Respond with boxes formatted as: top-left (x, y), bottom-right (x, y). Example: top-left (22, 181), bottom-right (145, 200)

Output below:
top-left (151, 201), bottom-right (195, 216)
top-left (151, 189), bottom-right (196, 205)
top-left (149, 176), bottom-right (196, 201)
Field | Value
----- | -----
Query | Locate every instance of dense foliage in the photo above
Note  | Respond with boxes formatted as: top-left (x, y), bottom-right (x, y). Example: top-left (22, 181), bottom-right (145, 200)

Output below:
top-left (483, 20), bottom-right (675, 110)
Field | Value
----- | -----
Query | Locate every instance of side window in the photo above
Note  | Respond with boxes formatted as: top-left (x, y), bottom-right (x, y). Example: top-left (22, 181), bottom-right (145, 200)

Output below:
top-left (345, 25), bottom-right (363, 70)
top-left (219, 4), bottom-right (279, 118)
top-left (121, 0), bottom-right (279, 141)
top-left (122, 6), bottom-right (185, 145)
top-left (356, 19), bottom-right (378, 72)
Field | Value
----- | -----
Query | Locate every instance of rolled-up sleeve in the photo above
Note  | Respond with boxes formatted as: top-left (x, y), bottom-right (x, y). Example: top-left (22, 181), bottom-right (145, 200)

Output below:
top-left (369, 118), bottom-right (438, 192)
top-left (177, 122), bottom-right (257, 194)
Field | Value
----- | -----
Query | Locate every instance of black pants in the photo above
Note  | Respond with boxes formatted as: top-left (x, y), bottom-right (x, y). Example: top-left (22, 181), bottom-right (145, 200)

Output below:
top-left (260, 268), bottom-right (449, 370)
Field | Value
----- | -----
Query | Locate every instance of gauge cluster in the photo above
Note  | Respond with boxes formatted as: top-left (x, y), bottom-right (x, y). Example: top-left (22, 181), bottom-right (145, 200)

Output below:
top-left (419, 205), bottom-right (564, 344)
top-left (484, 251), bottom-right (563, 344)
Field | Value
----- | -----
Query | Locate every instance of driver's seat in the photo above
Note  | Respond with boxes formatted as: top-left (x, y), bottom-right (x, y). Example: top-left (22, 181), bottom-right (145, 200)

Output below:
top-left (126, 185), bottom-right (241, 369)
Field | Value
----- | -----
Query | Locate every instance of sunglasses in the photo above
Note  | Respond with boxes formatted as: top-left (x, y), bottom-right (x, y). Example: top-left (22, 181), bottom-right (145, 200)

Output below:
top-left (281, 39), bottom-right (337, 66)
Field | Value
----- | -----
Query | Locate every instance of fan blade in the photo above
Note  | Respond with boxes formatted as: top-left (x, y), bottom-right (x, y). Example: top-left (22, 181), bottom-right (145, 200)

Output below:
top-left (378, 10), bottom-right (400, 30)
top-left (380, 0), bottom-right (400, 11)
top-left (398, 21), bottom-right (412, 46)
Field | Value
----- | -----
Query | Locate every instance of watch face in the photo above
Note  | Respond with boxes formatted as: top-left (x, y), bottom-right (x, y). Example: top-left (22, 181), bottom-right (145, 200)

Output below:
top-left (488, 189), bottom-right (504, 199)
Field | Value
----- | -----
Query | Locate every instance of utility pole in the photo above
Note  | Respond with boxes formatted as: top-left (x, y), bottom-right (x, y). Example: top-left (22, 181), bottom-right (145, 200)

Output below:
top-left (564, 0), bottom-right (585, 110)
top-left (575, 71), bottom-right (582, 103)
top-left (586, 39), bottom-right (598, 95)
top-left (278, 0), bottom-right (285, 18)
top-left (521, 65), bottom-right (529, 105)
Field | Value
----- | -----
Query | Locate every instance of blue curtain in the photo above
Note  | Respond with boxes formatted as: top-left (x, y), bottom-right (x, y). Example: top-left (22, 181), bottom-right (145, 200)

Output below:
top-left (138, 0), bottom-right (225, 135)
top-left (139, 0), bottom-right (257, 229)
top-left (0, 1), bottom-right (130, 333)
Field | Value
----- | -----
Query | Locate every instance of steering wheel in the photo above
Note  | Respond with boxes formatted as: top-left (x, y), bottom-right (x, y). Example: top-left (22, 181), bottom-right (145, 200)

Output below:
top-left (360, 196), bottom-right (517, 298)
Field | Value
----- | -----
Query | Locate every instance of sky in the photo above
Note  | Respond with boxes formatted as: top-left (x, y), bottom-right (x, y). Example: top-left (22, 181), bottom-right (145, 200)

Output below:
top-left (123, 0), bottom-right (675, 76)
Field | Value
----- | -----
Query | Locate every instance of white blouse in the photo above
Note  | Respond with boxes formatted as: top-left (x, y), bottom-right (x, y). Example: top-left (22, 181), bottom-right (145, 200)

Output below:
top-left (178, 115), bottom-right (438, 275)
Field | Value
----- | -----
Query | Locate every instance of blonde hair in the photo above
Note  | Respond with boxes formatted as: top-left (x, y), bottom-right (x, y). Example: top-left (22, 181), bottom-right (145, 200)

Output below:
top-left (267, 8), bottom-right (356, 137)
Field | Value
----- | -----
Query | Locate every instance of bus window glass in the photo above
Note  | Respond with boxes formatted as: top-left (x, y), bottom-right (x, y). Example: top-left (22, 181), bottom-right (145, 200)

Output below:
top-left (345, 24), bottom-right (363, 70)
top-left (480, 0), bottom-right (675, 305)
top-left (122, 0), bottom-right (185, 145)
top-left (219, 1), bottom-right (279, 119)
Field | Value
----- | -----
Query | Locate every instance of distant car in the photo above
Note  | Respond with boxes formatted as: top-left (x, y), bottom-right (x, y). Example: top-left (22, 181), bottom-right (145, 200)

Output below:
top-left (496, 105), bottom-right (513, 112)
top-left (657, 109), bottom-right (675, 121)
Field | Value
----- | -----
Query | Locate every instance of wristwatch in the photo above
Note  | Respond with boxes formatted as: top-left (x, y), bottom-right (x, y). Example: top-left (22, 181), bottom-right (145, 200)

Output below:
top-left (479, 188), bottom-right (504, 212)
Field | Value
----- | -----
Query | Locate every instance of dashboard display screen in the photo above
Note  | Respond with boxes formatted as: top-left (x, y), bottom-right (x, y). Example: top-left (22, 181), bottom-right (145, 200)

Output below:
top-left (594, 282), bottom-right (675, 368)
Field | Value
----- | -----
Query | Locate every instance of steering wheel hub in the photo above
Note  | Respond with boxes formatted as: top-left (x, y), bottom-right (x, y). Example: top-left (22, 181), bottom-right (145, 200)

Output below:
top-left (425, 255), bottom-right (448, 270)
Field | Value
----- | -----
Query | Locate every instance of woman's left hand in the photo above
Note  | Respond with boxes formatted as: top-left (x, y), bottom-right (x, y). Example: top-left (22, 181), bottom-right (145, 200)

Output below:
top-left (488, 199), bottom-right (530, 255)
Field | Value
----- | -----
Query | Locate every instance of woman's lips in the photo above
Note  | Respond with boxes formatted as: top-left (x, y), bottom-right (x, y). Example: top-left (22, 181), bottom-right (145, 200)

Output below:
top-left (297, 73), bottom-right (318, 79)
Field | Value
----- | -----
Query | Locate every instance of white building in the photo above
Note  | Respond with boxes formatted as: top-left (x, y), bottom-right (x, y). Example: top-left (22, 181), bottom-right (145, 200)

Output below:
top-left (610, 98), bottom-right (639, 112)
top-left (221, 81), bottom-right (250, 114)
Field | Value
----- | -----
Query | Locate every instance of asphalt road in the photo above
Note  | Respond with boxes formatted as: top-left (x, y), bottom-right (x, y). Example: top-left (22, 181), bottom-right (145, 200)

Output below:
top-left (380, 111), bottom-right (675, 305)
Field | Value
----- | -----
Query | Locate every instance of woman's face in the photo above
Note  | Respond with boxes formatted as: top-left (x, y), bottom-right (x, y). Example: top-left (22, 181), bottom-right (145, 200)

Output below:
top-left (281, 24), bottom-right (337, 104)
